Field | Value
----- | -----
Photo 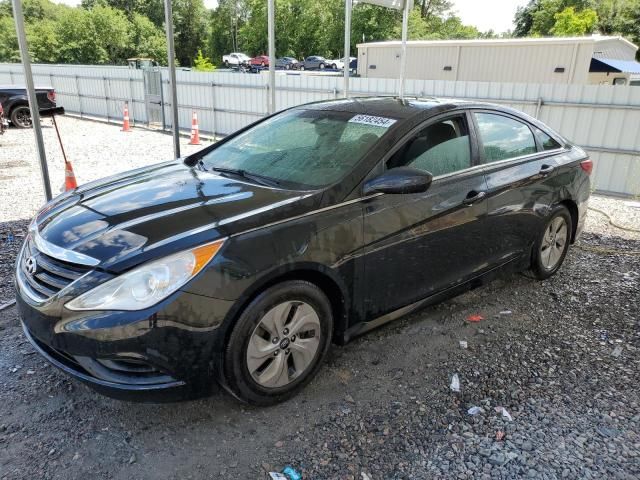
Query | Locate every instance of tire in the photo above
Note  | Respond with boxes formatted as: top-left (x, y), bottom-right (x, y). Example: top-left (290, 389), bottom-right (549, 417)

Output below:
top-left (223, 280), bottom-right (333, 405)
top-left (299, 65), bottom-right (305, 71)
top-left (319, 63), bottom-right (325, 70)
top-left (11, 105), bottom-right (31, 128)
top-left (224, 60), bottom-right (229, 68)
top-left (261, 61), bottom-right (265, 67)
top-left (285, 64), bottom-right (290, 70)
top-left (529, 205), bottom-right (572, 280)
top-left (331, 64), bottom-right (337, 69)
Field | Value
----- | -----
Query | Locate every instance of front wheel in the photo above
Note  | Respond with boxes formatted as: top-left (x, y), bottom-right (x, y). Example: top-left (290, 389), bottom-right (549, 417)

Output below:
top-left (530, 205), bottom-right (572, 280)
top-left (299, 65), bottom-right (305, 71)
top-left (11, 105), bottom-right (32, 128)
top-left (223, 280), bottom-right (333, 405)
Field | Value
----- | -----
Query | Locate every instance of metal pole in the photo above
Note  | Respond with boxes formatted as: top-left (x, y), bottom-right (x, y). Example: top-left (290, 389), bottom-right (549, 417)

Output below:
top-left (398, 0), bottom-right (410, 100)
top-left (343, 0), bottom-right (352, 98)
top-left (164, 0), bottom-right (180, 158)
top-left (11, 0), bottom-right (51, 201)
top-left (51, 116), bottom-right (67, 163)
top-left (267, 0), bottom-right (276, 113)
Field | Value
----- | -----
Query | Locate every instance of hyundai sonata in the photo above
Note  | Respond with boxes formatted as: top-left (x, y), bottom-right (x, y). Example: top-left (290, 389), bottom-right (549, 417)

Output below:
top-left (16, 97), bottom-right (591, 404)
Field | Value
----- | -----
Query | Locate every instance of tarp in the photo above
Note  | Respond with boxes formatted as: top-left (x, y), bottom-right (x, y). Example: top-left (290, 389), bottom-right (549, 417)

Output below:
top-left (590, 57), bottom-right (640, 74)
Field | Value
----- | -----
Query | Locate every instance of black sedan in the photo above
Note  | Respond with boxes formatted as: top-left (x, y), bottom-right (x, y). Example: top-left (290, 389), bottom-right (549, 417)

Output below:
top-left (16, 97), bottom-right (591, 405)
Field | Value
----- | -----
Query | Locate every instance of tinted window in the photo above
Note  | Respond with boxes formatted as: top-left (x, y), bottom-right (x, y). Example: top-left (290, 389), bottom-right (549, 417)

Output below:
top-left (388, 117), bottom-right (471, 176)
top-left (533, 127), bottom-right (561, 151)
top-left (475, 113), bottom-right (536, 162)
top-left (200, 109), bottom-right (394, 189)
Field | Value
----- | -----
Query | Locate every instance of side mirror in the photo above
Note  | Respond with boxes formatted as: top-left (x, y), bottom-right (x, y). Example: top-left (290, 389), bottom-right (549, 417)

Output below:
top-left (363, 167), bottom-right (433, 195)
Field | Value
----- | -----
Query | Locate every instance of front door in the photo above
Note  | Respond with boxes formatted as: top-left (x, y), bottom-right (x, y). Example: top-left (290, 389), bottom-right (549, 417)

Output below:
top-left (362, 112), bottom-right (491, 319)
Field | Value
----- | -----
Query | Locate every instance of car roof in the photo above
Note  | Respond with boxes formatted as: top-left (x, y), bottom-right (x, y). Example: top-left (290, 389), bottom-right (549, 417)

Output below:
top-left (295, 96), bottom-right (530, 121)
top-left (295, 96), bottom-right (468, 119)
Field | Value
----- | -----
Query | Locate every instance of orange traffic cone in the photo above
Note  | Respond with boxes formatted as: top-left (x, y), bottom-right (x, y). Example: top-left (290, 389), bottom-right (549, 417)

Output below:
top-left (64, 160), bottom-right (78, 191)
top-left (121, 102), bottom-right (132, 132)
top-left (189, 111), bottom-right (201, 145)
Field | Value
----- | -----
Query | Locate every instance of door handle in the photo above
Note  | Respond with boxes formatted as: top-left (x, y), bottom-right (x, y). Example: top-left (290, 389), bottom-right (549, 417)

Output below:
top-left (539, 164), bottom-right (556, 176)
top-left (463, 190), bottom-right (487, 206)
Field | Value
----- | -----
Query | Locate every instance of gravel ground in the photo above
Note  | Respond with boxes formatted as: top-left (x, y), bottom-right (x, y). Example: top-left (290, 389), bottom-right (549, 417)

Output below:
top-left (0, 116), bottom-right (206, 222)
top-left (1, 119), bottom-right (639, 479)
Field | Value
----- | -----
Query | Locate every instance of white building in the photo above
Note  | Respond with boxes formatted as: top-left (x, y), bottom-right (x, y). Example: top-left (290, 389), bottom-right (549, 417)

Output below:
top-left (356, 36), bottom-right (640, 85)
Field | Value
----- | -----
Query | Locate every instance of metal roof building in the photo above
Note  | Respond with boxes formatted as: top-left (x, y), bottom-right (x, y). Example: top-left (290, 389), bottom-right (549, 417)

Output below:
top-left (356, 36), bottom-right (639, 85)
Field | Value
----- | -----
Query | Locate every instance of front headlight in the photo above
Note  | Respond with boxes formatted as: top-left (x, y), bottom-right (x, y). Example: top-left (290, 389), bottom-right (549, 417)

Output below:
top-left (65, 240), bottom-right (225, 311)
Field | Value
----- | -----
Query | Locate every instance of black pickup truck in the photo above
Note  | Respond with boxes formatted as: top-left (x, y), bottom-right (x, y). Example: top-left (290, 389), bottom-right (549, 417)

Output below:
top-left (0, 85), bottom-right (57, 128)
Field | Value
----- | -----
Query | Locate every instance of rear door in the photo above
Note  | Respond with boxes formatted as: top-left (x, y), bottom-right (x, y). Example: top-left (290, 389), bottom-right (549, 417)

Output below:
top-left (361, 111), bottom-right (491, 319)
top-left (471, 110), bottom-right (566, 265)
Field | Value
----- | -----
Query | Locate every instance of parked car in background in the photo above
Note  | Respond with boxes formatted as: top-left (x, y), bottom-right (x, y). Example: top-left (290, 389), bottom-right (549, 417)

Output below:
top-left (250, 55), bottom-right (270, 67)
top-left (0, 101), bottom-right (7, 134)
top-left (275, 57), bottom-right (299, 70)
top-left (0, 85), bottom-right (57, 128)
top-left (222, 53), bottom-right (250, 68)
top-left (300, 56), bottom-right (327, 70)
top-left (326, 58), bottom-right (345, 70)
top-left (16, 97), bottom-right (591, 405)
top-left (348, 56), bottom-right (357, 71)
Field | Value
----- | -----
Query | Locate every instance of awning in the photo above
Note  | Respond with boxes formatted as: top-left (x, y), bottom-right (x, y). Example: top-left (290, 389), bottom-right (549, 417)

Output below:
top-left (590, 57), bottom-right (640, 74)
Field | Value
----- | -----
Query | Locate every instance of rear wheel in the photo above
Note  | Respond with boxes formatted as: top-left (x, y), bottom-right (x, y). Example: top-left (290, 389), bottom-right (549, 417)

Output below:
top-left (319, 63), bottom-right (325, 70)
top-left (530, 205), bottom-right (572, 280)
top-left (11, 105), bottom-right (31, 128)
top-left (223, 280), bottom-right (333, 405)
top-left (300, 65), bottom-right (305, 71)
top-left (331, 63), bottom-right (337, 69)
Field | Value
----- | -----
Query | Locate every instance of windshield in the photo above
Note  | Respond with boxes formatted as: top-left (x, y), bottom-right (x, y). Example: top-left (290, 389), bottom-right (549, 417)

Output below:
top-left (199, 109), bottom-right (396, 189)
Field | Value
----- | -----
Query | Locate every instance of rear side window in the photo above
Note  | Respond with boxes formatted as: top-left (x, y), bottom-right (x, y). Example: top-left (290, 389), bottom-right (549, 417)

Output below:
top-left (388, 116), bottom-right (471, 177)
top-left (533, 127), bottom-right (562, 151)
top-left (475, 113), bottom-right (536, 163)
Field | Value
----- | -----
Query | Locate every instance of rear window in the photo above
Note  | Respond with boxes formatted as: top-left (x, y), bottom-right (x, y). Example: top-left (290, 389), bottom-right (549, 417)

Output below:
top-left (533, 127), bottom-right (562, 151)
top-left (475, 113), bottom-right (537, 163)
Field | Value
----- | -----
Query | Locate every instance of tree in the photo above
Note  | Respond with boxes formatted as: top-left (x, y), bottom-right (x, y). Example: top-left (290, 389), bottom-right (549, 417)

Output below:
top-left (193, 49), bottom-right (215, 71)
top-left (551, 6), bottom-right (597, 36)
top-left (173, 0), bottom-right (207, 66)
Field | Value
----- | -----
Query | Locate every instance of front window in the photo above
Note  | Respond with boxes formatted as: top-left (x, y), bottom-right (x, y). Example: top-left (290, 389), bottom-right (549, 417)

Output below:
top-left (199, 109), bottom-right (395, 189)
top-left (388, 116), bottom-right (471, 177)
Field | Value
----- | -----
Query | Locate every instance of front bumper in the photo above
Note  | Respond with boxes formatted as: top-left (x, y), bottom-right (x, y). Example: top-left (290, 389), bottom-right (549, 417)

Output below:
top-left (16, 269), bottom-right (235, 401)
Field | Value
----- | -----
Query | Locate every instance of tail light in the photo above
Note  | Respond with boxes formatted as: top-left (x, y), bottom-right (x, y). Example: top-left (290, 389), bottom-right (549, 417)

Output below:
top-left (47, 89), bottom-right (56, 103)
top-left (580, 158), bottom-right (593, 175)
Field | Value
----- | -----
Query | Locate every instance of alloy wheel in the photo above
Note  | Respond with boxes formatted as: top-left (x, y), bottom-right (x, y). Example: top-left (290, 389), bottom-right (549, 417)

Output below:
top-left (12, 106), bottom-right (32, 128)
top-left (246, 300), bottom-right (321, 388)
top-left (540, 216), bottom-right (568, 270)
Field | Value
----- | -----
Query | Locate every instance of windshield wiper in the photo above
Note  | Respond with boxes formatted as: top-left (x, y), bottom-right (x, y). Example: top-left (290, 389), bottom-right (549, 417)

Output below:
top-left (210, 167), bottom-right (281, 187)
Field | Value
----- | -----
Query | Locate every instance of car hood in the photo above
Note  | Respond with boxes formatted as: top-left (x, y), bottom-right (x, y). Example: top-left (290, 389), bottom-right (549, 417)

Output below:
top-left (33, 161), bottom-right (318, 272)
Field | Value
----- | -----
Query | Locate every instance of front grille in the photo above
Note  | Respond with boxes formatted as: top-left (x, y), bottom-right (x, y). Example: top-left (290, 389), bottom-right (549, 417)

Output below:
top-left (19, 238), bottom-right (91, 300)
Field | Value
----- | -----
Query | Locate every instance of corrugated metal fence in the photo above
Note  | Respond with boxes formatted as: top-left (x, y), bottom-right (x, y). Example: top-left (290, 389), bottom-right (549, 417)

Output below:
top-left (0, 63), bottom-right (639, 197)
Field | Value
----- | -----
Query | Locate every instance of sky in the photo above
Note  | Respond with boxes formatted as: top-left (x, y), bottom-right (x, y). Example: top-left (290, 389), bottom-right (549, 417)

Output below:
top-left (53, 0), bottom-right (529, 34)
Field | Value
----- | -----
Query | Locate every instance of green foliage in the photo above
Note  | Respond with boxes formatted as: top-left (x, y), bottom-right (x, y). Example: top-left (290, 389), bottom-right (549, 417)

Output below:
top-left (193, 49), bottom-right (215, 71)
top-left (0, 0), bottom-right (499, 67)
top-left (551, 7), bottom-right (597, 36)
top-left (513, 0), bottom-right (639, 58)
top-left (0, 0), bottom-right (167, 64)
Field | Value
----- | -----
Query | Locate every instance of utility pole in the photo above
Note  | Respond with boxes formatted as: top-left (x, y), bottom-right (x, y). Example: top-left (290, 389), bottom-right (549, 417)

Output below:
top-left (11, 0), bottom-right (52, 201)
top-left (267, 0), bottom-right (276, 113)
top-left (344, 0), bottom-right (352, 98)
top-left (164, 0), bottom-right (181, 158)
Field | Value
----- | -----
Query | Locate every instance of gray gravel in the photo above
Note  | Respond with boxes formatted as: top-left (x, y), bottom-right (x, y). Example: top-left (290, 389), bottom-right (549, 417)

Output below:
top-left (0, 115), bottom-right (206, 222)
top-left (1, 118), bottom-right (639, 479)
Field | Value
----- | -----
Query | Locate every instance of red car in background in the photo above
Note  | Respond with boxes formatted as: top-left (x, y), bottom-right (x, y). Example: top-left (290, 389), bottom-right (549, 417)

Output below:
top-left (249, 55), bottom-right (270, 67)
